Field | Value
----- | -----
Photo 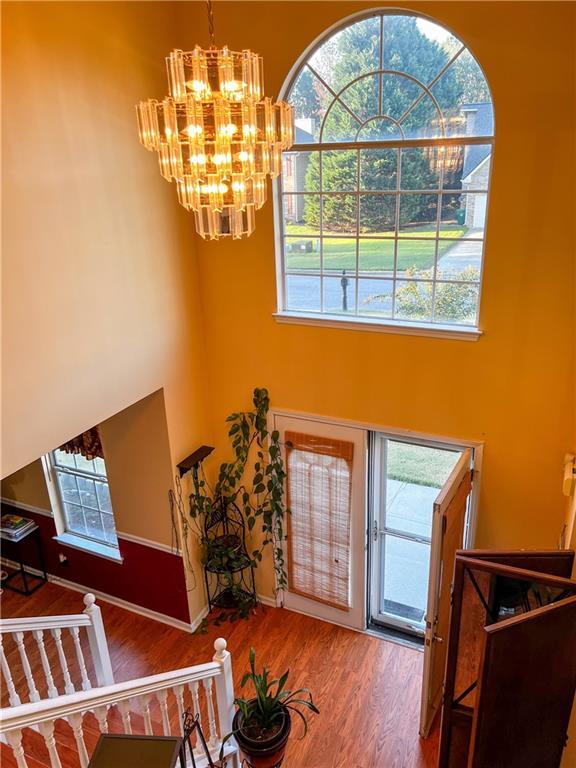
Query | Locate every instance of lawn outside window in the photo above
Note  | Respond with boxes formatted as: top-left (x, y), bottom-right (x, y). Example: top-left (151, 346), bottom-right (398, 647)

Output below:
top-left (275, 11), bottom-right (493, 337)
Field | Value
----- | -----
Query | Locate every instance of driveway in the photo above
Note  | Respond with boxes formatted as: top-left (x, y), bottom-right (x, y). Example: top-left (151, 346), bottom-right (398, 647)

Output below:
top-left (286, 229), bottom-right (484, 313)
top-left (379, 480), bottom-right (437, 621)
top-left (436, 228), bottom-right (483, 277)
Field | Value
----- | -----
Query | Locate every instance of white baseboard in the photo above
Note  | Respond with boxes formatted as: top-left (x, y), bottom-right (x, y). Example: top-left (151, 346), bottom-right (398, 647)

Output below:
top-left (1, 556), bottom-right (194, 634)
top-left (189, 604), bottom-right (210, 633)
top-left (257, 593), bottom-right (278, 608)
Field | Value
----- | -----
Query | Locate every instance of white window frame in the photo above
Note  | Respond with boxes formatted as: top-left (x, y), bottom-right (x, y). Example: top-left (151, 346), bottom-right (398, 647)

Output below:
top-left (273, 9), bottom-right (494, 340)
top-left (42, 452), bottom-right (122, 563)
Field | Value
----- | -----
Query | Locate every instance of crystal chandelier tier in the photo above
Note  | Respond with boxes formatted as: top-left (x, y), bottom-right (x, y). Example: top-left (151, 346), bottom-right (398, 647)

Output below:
top-left (136, 1), bottom-right (294, 240)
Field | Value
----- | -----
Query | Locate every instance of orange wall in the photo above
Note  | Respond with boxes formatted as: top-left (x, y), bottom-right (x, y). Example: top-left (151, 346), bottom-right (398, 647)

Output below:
top-left (2, 2), bottom-right (575, 751)
top-left (2, 0), bottom-right (575, 654)
top-left (178, 0), bottom-right (576, 578)
top-left (1, 2), bottom-right (209, 478)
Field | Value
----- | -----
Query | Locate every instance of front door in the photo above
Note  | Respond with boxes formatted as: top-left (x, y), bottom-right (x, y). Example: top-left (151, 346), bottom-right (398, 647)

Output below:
top-left (420, 449), bottom-right (473, 737)
top-left (273, 414), bottom-right (367, 631)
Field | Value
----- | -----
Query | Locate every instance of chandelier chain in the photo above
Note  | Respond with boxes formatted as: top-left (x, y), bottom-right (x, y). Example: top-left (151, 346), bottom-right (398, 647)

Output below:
top-left (206, 0), bottom-right (216, 47)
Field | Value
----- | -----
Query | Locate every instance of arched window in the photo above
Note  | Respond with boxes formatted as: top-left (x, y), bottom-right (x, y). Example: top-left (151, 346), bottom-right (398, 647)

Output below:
top-left (275, 12), bottom-right (493, 335)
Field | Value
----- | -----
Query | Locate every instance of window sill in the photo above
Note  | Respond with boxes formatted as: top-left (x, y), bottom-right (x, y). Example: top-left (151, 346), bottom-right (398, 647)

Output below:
top-left (273, 312), bottom-right (483, 341)
top-left (53, 533), bottom-right (123, 563)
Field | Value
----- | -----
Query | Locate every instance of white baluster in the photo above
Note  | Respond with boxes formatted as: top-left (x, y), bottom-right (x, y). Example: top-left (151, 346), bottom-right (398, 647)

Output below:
top-left (203, 677), bottom-right (218, 748)
top-left (141, 694), bottom-right (153, 734)
top-left (6, 729), bottom-right (28, 768)
top-left (189, 681), bottom-right (201, 721)
top-left (69, 713), bottom-right (89, 768)
top-left (38, 721), bottom-right (63, 768)
top-left (174, 684), bottom-right (185, 734)
top-left (157, 689), bottom-right (171, 735)
top-left (51, 628), bottom-right (75, 695)
top-left (32, 629), bottom-right (59, 699)
top-left (14, 632), bottom-right (40, 702)
top-left (0, 636), bottom-right (22, 706)
top-left (94, 705), bottom-right (109, 734)
top-left (188, 680), bottom-right (204, 743)
top-left (117, 700), bottom-right (133, 734)
top-left (69, 627), bottom-right (91, 691)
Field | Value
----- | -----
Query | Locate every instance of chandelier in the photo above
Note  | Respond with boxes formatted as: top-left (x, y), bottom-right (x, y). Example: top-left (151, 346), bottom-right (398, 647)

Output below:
top-left (136, 0), bottom-right (294, 240)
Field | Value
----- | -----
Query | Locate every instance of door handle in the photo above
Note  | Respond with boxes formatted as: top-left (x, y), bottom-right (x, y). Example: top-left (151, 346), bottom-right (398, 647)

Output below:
top-left (373, 520), bottom-right (378, 542)
top-left (432, 634), bottom-right (444, 644)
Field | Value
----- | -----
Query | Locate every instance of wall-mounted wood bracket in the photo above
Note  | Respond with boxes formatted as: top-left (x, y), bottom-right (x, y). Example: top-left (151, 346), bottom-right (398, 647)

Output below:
top-left (177, 446), bottom-right (214, 477)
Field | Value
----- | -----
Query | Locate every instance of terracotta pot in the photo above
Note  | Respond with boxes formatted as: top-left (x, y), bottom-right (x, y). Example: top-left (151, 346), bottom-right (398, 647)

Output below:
top-left (233, 703), bottom-right (292, 768)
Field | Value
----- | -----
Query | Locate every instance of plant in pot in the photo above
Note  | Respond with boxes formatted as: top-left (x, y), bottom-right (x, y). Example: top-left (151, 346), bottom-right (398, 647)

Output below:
top-left (222, 647), bottom-right (319, 768)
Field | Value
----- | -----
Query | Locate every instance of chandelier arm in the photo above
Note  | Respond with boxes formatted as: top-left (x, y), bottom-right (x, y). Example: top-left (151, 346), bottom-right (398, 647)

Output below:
top-left (206, 0), bottom-right (216, 47)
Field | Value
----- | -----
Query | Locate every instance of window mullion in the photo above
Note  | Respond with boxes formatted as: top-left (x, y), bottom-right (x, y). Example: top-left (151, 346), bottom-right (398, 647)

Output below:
top-left (355, 149), bottom-right (360, 315)
top-left (431, 149), bottom-right (445, 323)
top-left (392, 147), bottom-right (401, 318)
top-left (294, 136), bottom-right (494, 152)
top-left (320, 151), bottom-right (324, 313)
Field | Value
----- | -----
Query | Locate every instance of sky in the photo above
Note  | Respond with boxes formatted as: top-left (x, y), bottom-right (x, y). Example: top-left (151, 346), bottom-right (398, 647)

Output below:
top-left (416, 18), bottom-right (454, 45)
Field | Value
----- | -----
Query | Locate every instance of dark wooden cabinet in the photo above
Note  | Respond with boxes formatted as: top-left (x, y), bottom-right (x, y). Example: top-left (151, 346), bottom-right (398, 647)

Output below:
top-left (438, 550), bottom-right (576, 768)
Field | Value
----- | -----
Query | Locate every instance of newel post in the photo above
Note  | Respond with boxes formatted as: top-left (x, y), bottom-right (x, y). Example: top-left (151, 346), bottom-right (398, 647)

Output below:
top-left (213, 638), bottom-right (235, 738)
top-left (83, 594), bottom-right (114, 686)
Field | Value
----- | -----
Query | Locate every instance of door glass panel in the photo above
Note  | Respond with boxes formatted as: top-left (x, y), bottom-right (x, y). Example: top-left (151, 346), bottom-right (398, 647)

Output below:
top-left (380, 534), bottom-right (430, 625)
top-left (372, 437), bottom-right (463, 634)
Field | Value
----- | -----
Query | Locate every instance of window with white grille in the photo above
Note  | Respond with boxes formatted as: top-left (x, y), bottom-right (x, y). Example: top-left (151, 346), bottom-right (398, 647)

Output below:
top-left (276, 12), bottom-right (493, 333)
top-left (48, 450), bottom-right (118, 549)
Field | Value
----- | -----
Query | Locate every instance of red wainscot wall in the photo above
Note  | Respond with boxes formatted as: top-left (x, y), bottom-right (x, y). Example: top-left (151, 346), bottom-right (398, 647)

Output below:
top-left (1, 502), bottom-right (190, 625)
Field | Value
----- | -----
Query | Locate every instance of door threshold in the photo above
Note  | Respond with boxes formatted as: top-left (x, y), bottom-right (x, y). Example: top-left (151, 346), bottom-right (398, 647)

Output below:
top-left (367, 620), bottom-right (424, 651)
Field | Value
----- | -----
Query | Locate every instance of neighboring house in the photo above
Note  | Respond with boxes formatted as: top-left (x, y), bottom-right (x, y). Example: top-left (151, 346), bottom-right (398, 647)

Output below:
top-left (283, 123), bottom-right (314, 223)
top-left (461, 102), bottom-right (494, 228)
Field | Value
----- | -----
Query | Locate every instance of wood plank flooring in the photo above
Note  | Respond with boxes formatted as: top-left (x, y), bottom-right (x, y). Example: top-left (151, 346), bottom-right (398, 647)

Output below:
top-left (1, 582), bottom-right (439, 767)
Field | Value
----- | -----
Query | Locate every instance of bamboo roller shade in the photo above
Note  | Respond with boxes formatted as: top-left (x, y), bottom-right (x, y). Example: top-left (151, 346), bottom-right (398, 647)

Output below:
top-left (285, 431), bottom-right (354, 611)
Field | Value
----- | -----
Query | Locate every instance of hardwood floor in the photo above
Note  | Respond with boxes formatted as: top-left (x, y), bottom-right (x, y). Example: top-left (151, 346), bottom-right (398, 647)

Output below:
top-left (1, 582), bottom-right (439, 767)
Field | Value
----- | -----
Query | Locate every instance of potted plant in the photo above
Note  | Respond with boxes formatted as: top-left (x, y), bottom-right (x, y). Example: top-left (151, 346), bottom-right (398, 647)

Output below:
top-left (222, 648), bottom-right (319, 768)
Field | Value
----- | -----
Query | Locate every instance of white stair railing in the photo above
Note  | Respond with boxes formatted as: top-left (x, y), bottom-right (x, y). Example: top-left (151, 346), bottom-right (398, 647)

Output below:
top-left (0, 638), bottom-right (237, 768)
top-left (0, 594), bottom-right (114, 707)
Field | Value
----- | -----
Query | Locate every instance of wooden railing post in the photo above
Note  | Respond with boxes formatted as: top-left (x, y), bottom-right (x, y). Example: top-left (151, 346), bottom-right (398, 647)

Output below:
top-left (212, 638), bottom-right (234, 739)
top-left (82, 594), bottom-right (114, 687)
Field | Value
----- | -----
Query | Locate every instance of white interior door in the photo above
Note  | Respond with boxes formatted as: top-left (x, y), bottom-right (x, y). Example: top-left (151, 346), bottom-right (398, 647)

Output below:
top-left (273, 413), bottom-right (367, 631)
top-left (419, 449), bottom-right (472, 737)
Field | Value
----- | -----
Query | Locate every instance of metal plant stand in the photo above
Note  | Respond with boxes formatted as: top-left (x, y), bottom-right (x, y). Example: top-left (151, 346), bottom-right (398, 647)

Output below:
top-left (203, 499), bottom-right (256, 614)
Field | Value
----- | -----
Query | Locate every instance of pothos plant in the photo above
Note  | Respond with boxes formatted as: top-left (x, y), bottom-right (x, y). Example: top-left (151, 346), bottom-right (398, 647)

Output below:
top-left (190, 388), bottom-right (289, 621)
